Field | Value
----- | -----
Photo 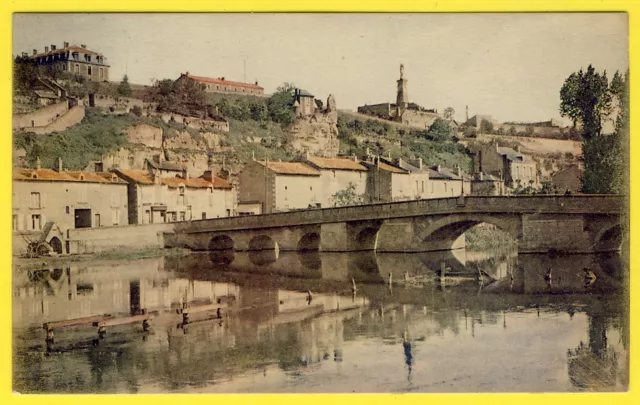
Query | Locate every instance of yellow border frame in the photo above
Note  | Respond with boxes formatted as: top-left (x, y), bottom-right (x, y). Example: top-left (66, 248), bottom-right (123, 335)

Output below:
top-left (1, 1), bottom-right (637, 404)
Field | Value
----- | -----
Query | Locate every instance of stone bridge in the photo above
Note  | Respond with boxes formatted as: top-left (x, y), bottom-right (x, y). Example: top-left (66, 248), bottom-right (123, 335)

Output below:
top-left (165, 195), bottom-right (625, 255)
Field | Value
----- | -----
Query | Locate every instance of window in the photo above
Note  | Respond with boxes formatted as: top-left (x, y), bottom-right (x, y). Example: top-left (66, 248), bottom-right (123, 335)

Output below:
top-left (87, 66), bottom-right (92, 75)
top-left (445, 182), bottom-right (448, 192)
top-left (310, 186), bottom-right (313, 191)
top-left (99, 68), bottom-right (103, 78)
top-left (202, 212), bottom-right (206, 220)
top-left (179, 186), bottom-right (185, 194)
top-left (284, 186), bottom-right (288, 190)
top-left (12, 215), bottom-right (18, 231)
top-left (179, 212), bottom-right (186, 221)
top-left (74, 64), bottom-right (79, 73)
top-left (30, 192), bottom-right (41, 208)
top-left (415, 180), bottom-right (419, 192)
top-left (112, 210), bottom-right (119, 226)
top-left (421, 181), bottom-right (425, 192)
top-left (62, 64), bottom-right (67, 71)
top-left (31, 214), bottom-right (41, 230)
top-left (65, 206), bottom-right (70, 214)
top-left (94, 214), bottom-right (101, 227)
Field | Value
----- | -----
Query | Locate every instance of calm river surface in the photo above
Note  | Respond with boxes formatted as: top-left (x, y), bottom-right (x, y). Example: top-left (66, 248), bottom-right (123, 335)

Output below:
top-left (13, 249), bottom-right (628, 393)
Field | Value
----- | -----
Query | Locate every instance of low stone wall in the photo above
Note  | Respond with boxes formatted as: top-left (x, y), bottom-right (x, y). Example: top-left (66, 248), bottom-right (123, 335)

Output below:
top-left (28, 105), bottom-right (85, 135)
top-left (67, 222), bottom-right (176, 254)
top-left (13, 101), bottom-right (69, 129)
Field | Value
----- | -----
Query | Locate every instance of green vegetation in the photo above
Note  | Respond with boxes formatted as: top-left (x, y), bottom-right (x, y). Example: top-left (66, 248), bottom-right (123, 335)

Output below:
top-left (14, 107), bottom-right (136, 169)
top-left (117, 74), bottom-right (132, 97)
top-left (332, 183), bottom-right (365, 207)
top-left (559, 66), bottom-right (628, 194)
top-left (337, 113), bottom-right (472, 172)
top-left (465, 225), bottom-right (517, 252)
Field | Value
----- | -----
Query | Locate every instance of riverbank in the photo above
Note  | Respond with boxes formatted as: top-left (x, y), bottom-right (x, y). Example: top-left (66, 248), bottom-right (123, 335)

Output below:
top-left (12, 246), bottom-right (191, 271)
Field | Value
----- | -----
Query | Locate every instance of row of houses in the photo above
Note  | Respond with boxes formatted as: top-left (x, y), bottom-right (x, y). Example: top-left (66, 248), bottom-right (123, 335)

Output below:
top-left (236, 152), bottom-right (505, 215)
top-left (12, 157), bottom-right (235, 254)
top-left (13, 147), bottom-right (526, 255)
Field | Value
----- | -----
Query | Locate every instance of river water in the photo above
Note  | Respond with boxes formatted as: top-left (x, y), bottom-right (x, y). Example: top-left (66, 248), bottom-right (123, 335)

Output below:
top-left (12, 249), bottom-right (628, 393)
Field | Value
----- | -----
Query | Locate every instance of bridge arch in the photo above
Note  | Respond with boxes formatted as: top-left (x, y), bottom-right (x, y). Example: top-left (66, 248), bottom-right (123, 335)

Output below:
top-left (208, 235), bottom-right (234, 251)
top-left (355, 227), bottom-right (379, 251)
top-left (248, 235), bottom-right (279, 251)
top-left (298, 233), bottom-right (320, 252)
top-left (419, 214), bottom-right (521, 251)
top-left (593, 223), bottom-right (624, 253)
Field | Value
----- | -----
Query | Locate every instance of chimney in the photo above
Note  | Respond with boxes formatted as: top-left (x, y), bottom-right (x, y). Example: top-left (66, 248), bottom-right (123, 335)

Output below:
top-left (455, 166), bottom-right (461, 176)
top-left (255, 81), bottom-right (259, 85)
top-left (64, 41), bottom-right (69, 48)
top-left (479, 172), bottom-right (484, 181)
top-left (36, 157), bottom-right (41, 170)
top-left (305, 151), bottom-right (310, 161)
top-left (352, 153), bottom-right (358, 162)
top-left (203, 170), bottom-right (213, 181)
top-left (45, 46), bottom-right (49, 53)
top-left (183, 168), bottom-right (189, 180)
top-left (221, 77), bottom-right (225, 81)
top-left (21, 52), bottom-right (27, 58)
top-left (51, 44), bottom-right (56, 51)
top-left (33, 49), bottom-right (37, 56)
top-left (80, 44), bottom-right (86, 48)
top-left (376, 156), bottom-right (381, 168)
top-left (57, 157), bottom-right (63, 172)
top-left (495, 143), bottom-right (500, 152)
top-left (417, 157), bottom-right (422, 169)
top-left (366, 147), bottom-right (371, 157)
top-left (437, 165), bottom-right (441, 172)
top-left (252, 150), bottom-right (256, 161)
top-left (516, 145), bottom-right (521, 153)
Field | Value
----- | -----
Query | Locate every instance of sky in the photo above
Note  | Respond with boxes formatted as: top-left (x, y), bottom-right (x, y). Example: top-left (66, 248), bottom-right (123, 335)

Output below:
top-left (13, 13), bottom-right (628, 124)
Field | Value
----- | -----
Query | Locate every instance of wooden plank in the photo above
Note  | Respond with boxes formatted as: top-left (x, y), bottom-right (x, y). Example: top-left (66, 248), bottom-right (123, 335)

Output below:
top-left (177, 303), bottom-right (228, 315)
top-left (43, 314), bottom-right (114, 331)
top-left (94, 313), bottom-right (155, 327)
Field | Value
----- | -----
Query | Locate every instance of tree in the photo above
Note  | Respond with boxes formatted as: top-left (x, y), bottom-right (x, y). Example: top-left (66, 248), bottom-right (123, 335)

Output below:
top-left (443, 106), bottom-right (455, 120)
top-left (559, 64), bottom-right (611, 139)
top-left (425, 118), bottom-right (453, 141)
top-left (332, 182), bottom-right (364, 207)
top-left (266, 82), bottom-right (296, 126)
top-left (560, 66), bottom-right (627, 194)
top-left (117, 74), bottom-right (132, 97)
top-left (480, 119), bottom-right (494, 133)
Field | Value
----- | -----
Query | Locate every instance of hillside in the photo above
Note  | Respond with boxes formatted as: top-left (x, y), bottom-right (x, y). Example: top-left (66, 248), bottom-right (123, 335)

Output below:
top-left (13, 92), bottom-right (472, 176)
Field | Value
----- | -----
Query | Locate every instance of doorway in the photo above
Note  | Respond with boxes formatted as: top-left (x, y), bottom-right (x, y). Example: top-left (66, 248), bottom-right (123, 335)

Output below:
top-left (74, 208), bottom-right (91, 228)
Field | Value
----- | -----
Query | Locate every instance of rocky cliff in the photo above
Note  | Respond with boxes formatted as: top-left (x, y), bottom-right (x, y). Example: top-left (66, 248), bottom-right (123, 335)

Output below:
top-left (287, 94), bottom-right (339, 157)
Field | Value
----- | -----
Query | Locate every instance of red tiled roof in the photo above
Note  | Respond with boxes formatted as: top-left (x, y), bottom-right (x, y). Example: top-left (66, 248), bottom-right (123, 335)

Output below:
top-left (114, 169), bottom-right (154, 185)
top-left (377, 161), bottom-right (408, 174)
top-left (162, 177), bottom-right (211, 189)
top-left (13, 168), bottom-right (126, 184)
top-left (306, 156), bottom-right (368, 171)
top-left (115, 169), bottom-right (233, 189)
top-left (34, 45), bottom-right (103, 58)
top-left (254, 160), bottom-right (321, 176)
top-left (211, 176), bottom-right (233, 189)
top-left (183, 73), bottom-right (264, 91)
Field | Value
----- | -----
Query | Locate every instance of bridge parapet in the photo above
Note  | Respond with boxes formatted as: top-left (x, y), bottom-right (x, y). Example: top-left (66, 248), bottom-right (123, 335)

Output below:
top-left (174, 195), bottom-right (624, 235)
